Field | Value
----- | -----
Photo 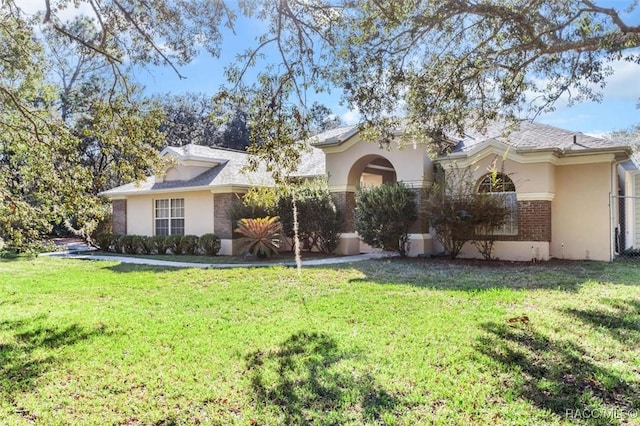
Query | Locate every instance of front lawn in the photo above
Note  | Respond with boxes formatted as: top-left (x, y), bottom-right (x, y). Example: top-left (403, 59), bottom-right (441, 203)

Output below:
top-left (1, 257), bottom-right (639, 425)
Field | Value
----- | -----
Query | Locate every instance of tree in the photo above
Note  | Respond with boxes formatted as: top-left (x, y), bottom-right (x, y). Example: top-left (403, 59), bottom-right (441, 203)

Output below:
top-left (156, 93), bottom-right (219, 147)
top-left (328, 0), bottom-right (640, 142)
top-left (425, 165), bottom-right (509, 259)
top-left (308, 102), bottom-right (343, 135)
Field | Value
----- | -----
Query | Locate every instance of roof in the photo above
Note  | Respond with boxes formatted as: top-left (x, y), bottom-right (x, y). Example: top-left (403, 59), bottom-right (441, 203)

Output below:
top-left (310, 126), bottom-right (359, 146)
top-left (102, 143), bottom-right (326, 197)
top-left (449, 120), bottom-right (630, 154)
top-left (310, 120), bottom-right (632, 156)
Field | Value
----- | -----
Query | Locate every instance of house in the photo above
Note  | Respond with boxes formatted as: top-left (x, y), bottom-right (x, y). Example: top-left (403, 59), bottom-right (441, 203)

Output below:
top-left (102, 120), bottom-right (634, 261)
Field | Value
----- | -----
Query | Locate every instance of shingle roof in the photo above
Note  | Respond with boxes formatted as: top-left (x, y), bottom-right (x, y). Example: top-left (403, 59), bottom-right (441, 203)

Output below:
top-left (450, 120), bottom-right (629, 153)
top-left (310, 126), bottom-right (359, 146)
top-left (101, 143), bottom-right (326, 196)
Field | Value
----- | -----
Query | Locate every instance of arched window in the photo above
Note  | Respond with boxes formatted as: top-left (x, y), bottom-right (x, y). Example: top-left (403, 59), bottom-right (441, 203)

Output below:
top-left (477, 173), bottom-right (518, 235)
top-left (477, 173), bottom-right (516, 193)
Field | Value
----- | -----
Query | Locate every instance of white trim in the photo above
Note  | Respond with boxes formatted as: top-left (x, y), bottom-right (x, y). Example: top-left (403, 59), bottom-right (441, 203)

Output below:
top-left (408, 233), bottom-right (433, 240)
top-left (555, 153), bottom-right (616, 166)
top-left (440, 140), bottom-right (622, 167)
top-left (329, 185), bottom-right (357, 193)
top-left (517, 192), bottom-right (555, 201)
top-left (209, 185), bottom-right (254, 194)
top-left (339, 233), bottom-right (359, 238)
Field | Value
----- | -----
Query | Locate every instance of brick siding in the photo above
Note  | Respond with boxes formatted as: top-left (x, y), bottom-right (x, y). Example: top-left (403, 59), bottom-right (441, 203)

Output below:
top-left (332, 191), bottom-right (356, 232)
top-left (112, 199), bottom-right (127, 234)
top-left (493, 200), bottom-right (552, 242)
top-left (213, 193), bottom-right (236, 239)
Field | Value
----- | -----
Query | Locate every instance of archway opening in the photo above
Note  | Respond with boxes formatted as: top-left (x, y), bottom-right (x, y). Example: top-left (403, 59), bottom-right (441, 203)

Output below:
top-left (347, 155), bottom-right (397, 188)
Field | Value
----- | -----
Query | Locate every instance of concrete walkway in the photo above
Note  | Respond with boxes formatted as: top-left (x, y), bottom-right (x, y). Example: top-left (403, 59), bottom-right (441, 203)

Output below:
top-left (42, 243), bottom-right (396, 269)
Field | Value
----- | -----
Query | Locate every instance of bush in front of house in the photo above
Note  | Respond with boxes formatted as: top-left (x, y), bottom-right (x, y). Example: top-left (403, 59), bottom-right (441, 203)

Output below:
top-left (120, 235), bottom-right (140, 254)
top-left (234, 217), bottom-right (281, 258)
top-left (277, 177), bottom-right (342, 255)
top-left (165, 235), bottom-right (184, 255)
top-left (425, 165), bottom-right (510, 259)
top-left (181, 235), bottom-right (199, 255)
top-left (355, 182), bottom-right (417, 257)
top-left (113, 234), bottom-right (125, 253)
top-left (138, 236), bottom-right (154, 254)
top-left (199, 234), bottom-right (221, 256)
top-left (151, 235), bottom-right (170, 254)
top-left (95, 233), bottom-right (114, 252)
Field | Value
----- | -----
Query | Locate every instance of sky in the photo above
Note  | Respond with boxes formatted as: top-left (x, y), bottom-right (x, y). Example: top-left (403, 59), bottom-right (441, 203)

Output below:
top-left (17, 0), bottom-right (640, 137)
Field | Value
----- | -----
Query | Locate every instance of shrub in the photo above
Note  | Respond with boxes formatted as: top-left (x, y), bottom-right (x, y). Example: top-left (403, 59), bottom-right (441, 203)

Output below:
top-left (165, 235), bottom-right (184, 255)
top-left (426, 165), bottom-right (509, 259)
top-left (139, 236), bottom-right (154, 254)
top-left (199, 234), bottom-right (221, 256)
top-left (234, 217), bottom-right (281, 258)
top-left (120, 235), bottom-right (139, 254)
top-left (355, 182), bottom-right (417, 257)
top-left (112, 235), bottom-right (125, 253)
top-left (151, 235), bottom-right (170, 254)
top-left (277, 177), bottom-right (342, 254)
top-left (94, 233), bottom-right (114, 252)
top-left (228, 189), bottom-right (277, 229)
top-left (181, 235), bottom-right (199, 255)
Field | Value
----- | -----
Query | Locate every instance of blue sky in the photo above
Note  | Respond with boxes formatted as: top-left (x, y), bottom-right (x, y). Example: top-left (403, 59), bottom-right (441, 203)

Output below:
top-left (19, 0), bottom-right (640, 136)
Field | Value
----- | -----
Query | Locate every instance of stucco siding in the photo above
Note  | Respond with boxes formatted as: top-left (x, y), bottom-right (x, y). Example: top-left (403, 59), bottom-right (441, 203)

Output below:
top-left (467, 156), bottom-right (555, 195)
top-left (125, 191), bottom-right (214, 236)
top-left (184, 191), bottom-right (215, 235)
top-left (325, 138), bottom-right (433, 189)
top-left (126, 194), bottom-right (154, 236)
top-left (551, 162), bottom-right (612, 261)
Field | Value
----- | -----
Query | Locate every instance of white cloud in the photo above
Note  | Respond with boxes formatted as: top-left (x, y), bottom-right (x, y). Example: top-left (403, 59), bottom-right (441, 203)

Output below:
top-left (599, 60), bottom-right (640, 100)
top-left (341, 109), bottom-right (360, 125)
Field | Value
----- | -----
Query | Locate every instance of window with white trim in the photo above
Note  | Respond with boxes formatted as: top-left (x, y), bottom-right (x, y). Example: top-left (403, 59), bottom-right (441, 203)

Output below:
top-left (477, 174), bottom-right (518, 235)
top-left (155, 198), bottom-right (185, 236)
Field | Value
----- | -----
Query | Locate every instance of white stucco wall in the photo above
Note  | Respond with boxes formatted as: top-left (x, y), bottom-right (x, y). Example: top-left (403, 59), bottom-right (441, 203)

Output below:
top-left (551, 162), bottom-right (612, 261)
top-left (126, 190), bottom-right (214, 236)
top-left (324, 137), bottom-right (434, 190)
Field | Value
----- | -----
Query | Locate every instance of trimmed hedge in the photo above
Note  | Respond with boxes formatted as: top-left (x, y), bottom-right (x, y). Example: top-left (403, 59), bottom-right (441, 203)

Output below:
top-left (98, 234), bottom-right (221, 256)
top-left (199, 234), bottom-right (221, 256)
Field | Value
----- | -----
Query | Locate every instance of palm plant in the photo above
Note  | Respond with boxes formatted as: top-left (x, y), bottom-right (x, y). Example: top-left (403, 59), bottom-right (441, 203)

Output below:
top-left (234, 216), bottom-right (281, 258)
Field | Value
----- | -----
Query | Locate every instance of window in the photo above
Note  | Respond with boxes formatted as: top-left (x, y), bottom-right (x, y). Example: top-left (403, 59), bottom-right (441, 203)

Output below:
top-left (155, 198), bottom-right (185, 236)
top-left (477, 174), bottom-right (517, 235)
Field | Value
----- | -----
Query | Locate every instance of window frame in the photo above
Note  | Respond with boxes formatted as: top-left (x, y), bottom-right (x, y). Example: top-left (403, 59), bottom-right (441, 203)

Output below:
top-left (154, 198), bottom-right (185, 236)
top-left (477, 174), bottom-right (518, 236)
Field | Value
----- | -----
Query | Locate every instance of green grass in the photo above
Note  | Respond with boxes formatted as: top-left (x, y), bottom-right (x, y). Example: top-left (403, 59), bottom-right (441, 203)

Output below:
top-left (1, 257), bottom-right (639, 425)
top-left (78, 250), bottom-right (335, 264)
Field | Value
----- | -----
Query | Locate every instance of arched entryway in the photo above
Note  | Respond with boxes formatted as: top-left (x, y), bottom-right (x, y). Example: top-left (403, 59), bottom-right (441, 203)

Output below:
top-left (347, 154), bottom-right (397, 188)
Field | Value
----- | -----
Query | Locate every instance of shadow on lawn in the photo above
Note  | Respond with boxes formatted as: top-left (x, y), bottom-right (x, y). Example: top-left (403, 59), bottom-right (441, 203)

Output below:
top-left (563, 298), bottom-right (640, 345)
top-left (342, 258), bottom-right (611, 291)
top-left (476, 314), bottom-right (639, 425)
top-left (0, 315), bottom-right (108, 421)
top-left (102, 263), bottom-right (189, 274)
top-left (245, 331), bottom-right (401, 424)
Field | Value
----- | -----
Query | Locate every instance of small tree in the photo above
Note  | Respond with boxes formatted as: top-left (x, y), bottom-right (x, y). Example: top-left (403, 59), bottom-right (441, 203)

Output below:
top-left (426, 164), bottom-right (509, 259)
top-left (472, 194), bottom-right (509, 260)
top-left (355, 183), bottom-right (417, 257)
top-left (277, 177), bottom-right (342, 254)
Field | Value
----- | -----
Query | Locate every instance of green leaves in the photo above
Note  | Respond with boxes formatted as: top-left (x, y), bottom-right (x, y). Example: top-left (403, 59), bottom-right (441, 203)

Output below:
top-left (355, 182), bottom-right (417, 257)
top-left (234, 216), bottom-right (282, 258)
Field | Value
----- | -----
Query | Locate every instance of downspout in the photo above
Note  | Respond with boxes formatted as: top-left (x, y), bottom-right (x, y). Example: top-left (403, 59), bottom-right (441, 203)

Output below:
top-left (610, 158), bottom-right (627, 262)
